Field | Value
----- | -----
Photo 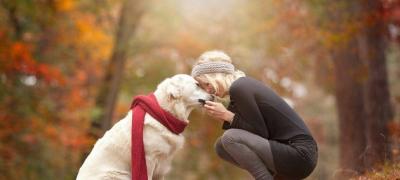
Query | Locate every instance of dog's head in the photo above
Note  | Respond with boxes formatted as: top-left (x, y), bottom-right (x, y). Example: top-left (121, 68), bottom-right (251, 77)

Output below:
top-left (166, 74), bottom-right (213, 107)
top-left (154, 74), bottom-right (213, 119)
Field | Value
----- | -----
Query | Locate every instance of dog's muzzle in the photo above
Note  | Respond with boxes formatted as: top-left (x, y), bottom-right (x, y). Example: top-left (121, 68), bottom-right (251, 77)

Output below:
top-left (198, 99), bottom-right (206, 105)
top-left (198, 96), bottom-right (215, 106)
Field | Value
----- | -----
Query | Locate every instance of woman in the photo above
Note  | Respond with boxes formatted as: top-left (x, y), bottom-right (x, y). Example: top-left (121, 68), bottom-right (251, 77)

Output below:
top-left (191, 50), bottom-right (318, 180)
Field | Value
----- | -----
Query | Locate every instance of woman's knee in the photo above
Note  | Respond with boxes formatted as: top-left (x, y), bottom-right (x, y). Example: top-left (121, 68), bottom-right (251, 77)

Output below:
top-left (220, 129), bottom-right (245, 146)
top-left (214, 138), bottom-right (225, 158)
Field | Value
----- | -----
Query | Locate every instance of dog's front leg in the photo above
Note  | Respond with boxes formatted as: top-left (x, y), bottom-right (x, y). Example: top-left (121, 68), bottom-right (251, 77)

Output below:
top-left (153, 174), bottom-right (165, 180)
top-left (146, 154), bottom-right (168, 180)
top-left (145, 155), bottom-right (156, 180)
top-left (152, 156), bottom-right (172, 180)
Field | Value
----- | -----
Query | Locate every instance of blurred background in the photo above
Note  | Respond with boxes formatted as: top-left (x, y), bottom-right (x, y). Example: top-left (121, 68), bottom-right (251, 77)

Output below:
top-left (0, 0), bottom-right (399, 179)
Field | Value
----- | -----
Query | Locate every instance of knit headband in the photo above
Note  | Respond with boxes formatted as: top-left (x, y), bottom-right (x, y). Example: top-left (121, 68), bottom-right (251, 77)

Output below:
top-left (191, 62), bottom-right (235, 77)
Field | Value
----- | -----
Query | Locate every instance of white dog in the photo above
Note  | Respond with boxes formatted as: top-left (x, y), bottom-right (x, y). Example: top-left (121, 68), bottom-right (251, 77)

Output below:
top-left (77, 74), bottom-right (212, 180)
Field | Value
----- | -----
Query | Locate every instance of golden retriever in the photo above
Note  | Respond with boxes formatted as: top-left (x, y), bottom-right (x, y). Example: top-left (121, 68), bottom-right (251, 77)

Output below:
top-left (77, 74), bottom-right (212, 180)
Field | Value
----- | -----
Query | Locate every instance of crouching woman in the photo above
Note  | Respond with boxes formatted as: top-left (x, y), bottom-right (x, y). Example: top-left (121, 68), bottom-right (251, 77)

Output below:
top-left (191, 50), bottom-right (318, 180)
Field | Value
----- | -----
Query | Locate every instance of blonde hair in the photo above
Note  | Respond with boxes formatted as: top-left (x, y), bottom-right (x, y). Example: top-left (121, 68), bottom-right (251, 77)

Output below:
top-left (193, 50), bottom-right (245, 97)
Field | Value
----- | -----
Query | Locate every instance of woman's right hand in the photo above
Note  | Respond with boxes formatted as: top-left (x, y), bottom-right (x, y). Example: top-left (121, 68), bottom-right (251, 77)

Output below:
top-left (204, 101), bottom-right (234, 123)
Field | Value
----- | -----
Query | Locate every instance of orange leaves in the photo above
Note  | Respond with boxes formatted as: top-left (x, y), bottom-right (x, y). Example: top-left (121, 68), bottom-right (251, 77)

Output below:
top-left (69, 88), bottom-right (86, 109)
top-left (388, 121), bottom-right (400, 140)
top-left (0, 114), bottom-right (22, 140)
top-left (0, 40), bottom-right (65, 85)
top-left (318, 21), bottom-right (364, 50)
top-left (58, 122), bottom-right (94, 151)
top-left (55, 0), bottom-right (75, 12)
top-left (74, 16), bottom-right (112, 60)
top-left (0, 1), bottom-right (114, 178)
top-left (21, 134), bottom-right (37, 145)
top-left (388, 121), bottom-right (400, 159)
top-left (4, 42), bottom-right (36, 74)
top-left (172, 31), bottom-right (208, 58)
top-left (37, 64), bottom-right (66, 85)
top-left (43, 125), bottom-right (57, 141)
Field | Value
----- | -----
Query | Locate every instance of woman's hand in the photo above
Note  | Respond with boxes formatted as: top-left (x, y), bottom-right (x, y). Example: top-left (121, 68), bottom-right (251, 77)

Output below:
top-left (204, 101), bottom-right (234, 123)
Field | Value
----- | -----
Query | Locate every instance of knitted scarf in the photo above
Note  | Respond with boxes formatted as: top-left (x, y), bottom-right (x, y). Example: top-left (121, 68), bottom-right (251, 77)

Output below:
top-left (130, 93), bottom-right (188, 180)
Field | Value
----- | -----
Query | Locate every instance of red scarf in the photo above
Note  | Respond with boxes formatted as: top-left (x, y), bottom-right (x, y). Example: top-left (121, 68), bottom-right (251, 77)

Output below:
top-left (130, 93), bottom-right (188, 180)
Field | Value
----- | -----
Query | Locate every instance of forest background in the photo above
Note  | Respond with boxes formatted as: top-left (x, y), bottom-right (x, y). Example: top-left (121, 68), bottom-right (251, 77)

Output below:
top-left (1, 0), bottom-right (400, 179)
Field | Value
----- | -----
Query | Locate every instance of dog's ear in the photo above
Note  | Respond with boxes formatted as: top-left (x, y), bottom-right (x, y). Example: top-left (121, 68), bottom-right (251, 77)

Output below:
top-left (165, 80), bottom-right (182, 100)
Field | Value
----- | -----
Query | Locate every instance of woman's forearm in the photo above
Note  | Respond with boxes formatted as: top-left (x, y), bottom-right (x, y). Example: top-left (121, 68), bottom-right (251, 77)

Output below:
top-left (223, 110), bottom-right (235, 123)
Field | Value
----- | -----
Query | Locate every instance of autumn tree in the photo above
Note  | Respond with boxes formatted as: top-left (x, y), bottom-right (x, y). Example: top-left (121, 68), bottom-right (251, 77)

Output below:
top-left (360, 0), bottom-right (393, 168)
top-left (327, 2), bottom-right (368, 172)
top-left (0, 0), bottom-right (113, 179)
top-left (308, 0), bottom-right (394, 176)
top-left (93, 0), bottom-right (147, 135)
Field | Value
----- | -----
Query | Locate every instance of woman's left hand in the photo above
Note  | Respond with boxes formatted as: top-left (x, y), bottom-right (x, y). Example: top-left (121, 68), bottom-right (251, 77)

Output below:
top-left (204, 101), bottom-right (234, 123)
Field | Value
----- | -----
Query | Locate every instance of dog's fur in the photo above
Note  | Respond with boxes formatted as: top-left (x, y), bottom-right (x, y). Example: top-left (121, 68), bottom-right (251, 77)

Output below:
top-left (77, 74), bottom-right (212, 180)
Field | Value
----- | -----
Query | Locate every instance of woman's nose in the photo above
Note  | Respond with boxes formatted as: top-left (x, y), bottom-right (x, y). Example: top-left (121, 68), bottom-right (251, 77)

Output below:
top-left (206, 88), bottom-right (215, 94)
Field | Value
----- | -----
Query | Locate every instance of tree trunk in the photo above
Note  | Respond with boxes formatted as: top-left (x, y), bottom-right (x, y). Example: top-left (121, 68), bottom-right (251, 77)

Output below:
top-left (2, 1), bottom-right (23, 39)
top-left (332, 36), bottom-right (367, 177)
top-left (92, 0), bottom-right (146, 136)
top-left (326, 1), bottom-right (368, 177)
top-left (359, 0), bottom-right (394, 168)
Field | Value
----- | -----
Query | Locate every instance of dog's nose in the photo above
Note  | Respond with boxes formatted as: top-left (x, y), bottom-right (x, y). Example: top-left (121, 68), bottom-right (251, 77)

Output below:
top-left (210, 95), bottom-right (215, 101)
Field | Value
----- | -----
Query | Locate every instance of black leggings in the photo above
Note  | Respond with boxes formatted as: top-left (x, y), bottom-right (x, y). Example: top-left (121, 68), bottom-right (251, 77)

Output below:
top-left (214, 129), bottom-right (276, 180)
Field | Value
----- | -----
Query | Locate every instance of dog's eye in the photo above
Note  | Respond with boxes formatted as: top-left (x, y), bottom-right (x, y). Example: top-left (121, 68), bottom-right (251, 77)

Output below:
top-left (195, 83), bottom-right (200, 87)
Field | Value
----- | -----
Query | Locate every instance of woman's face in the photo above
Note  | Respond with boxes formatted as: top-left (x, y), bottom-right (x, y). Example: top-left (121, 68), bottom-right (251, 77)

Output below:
top-left (195, 77), bottom-right (225, 98)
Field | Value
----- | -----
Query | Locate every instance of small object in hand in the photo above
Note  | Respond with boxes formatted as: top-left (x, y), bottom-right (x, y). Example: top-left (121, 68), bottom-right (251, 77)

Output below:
top-left (198, 99), bottom-right (206, 106)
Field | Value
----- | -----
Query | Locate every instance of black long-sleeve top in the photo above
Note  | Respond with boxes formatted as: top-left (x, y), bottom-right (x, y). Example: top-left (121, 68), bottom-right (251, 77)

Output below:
top-left (223, 76), bottom-right (318, 179)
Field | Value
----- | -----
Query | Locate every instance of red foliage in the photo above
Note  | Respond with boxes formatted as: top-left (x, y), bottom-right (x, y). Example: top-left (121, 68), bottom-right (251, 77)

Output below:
top-left (387, 121), bottom-right (400, 160)
top-left (0, 32), bottom-right (65, 85)
top-left (383, 0), bottom-right (400, 43)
